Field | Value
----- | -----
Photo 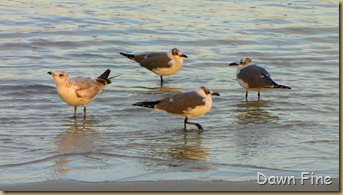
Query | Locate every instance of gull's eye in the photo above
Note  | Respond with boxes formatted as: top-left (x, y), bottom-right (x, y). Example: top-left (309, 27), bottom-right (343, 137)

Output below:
top-left (59, 74), bottom-right (64, 77)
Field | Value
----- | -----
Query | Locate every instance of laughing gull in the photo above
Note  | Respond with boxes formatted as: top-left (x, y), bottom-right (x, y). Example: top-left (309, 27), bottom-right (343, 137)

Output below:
top-left (48, 69), bottom-right (117, 119)
top-left (133, 86), bottom-right (220, 131)
top-left (120, 48), bottom-right (188, 85)
top-left (229, 57), bottom-right (291, 100)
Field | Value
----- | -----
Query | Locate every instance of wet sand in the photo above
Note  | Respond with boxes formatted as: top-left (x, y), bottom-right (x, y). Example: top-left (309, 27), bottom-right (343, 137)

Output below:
top-left (0, 178), bottom-right (339, 192)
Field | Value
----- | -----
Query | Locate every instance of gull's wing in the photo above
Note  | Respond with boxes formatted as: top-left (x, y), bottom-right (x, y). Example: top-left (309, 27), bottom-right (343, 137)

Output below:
top-left (237, 65), bottom-right (276, 88)
top-left (133, 52), bottom-right (172, 71)
top-left (70, 77), bottom-right (103, 99)
top-left (155, 91), bottom-right (205, 115)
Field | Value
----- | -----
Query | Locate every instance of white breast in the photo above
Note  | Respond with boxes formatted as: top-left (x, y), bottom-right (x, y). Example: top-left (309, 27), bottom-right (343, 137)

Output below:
top-left (152, 65), bottom-right (182, 76)
top-left (183, 96), bottom-right (212, 118)
top-left (236, 66), bottom-right (252, 90)
top-left (57, 85), bottom-right (95, 106)
top-left (151, 54), bottom-right (184, 76)
top-left (237, 77), bottom-right (250, 90)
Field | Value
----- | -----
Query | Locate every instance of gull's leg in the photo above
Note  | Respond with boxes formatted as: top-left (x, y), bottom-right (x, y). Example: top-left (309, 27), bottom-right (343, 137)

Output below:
top-left (83, 106), bottom-right (87, 119)
top-left (258, 91), bottom-right (260, 101)
top-left (74, 106), bottom-right (77, 118)
top-left (160, 76), bottom-right (164, 86)
top-left (184, 117), bottom-right (188, 131)
top-left (185, 117), bottom-right (204, 131)
top-left (245, 91), bottom-right (248, 101)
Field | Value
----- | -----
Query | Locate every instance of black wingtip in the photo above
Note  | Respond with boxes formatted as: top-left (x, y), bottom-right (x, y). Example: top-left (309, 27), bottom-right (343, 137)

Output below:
top-left (99, 69), bottom-right (110, 78)
top-left (276, 84), bottom-right (291, 89)
top-left (120, 52), bottom-right (135, 60)
top-left (132, 101), bottom-right (160, 108)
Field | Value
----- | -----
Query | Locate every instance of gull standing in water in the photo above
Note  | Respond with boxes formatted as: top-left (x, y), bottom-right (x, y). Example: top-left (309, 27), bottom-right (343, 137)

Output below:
top-left (48, 69), bottom-right (117, 119)
top-left (229, 57), bottom-right (291, 100)
top-left (120, 48), bottom-right (188, 85)
top-left (133, 86), bottom-right (220, 131)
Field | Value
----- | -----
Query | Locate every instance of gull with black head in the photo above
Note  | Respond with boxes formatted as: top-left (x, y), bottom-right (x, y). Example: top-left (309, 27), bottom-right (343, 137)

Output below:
top-left (133, 86), bottom-right (220, 131)
top-left (120, 48), bottom-right (188, 85)
top-left (229, 57), bottom-right (291, 100)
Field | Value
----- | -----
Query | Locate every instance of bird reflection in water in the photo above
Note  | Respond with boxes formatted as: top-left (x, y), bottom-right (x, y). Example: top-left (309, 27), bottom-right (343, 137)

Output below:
top-left (142, 131), bottom-right (212, 172)
top-left (142, 85), bottom-right (182, 94)
top-left (54, 119), bottom-right (100, 175)
top-left (168, 132), bottom-right (208, 161)
top-left (235, 100), bottom-right (279, 124)
top-left (233, 100), bottom-right (279, 159)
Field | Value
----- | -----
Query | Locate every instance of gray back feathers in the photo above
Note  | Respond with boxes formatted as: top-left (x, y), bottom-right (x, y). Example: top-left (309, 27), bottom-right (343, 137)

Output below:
top-left (133, 52), bottom-right (172, 70)
top-left (155, 91), bottom-right (205, 115)
top-left (237, 65), bottom-right (276, 88)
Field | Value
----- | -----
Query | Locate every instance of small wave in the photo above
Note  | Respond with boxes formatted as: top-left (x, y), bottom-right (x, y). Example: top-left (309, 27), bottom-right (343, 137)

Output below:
top-left (209, 162), bottom-right (305, 173)
top-left (299, 140), bottom-right (338, 144)
top-left (89, 152), bottom-right (303, 173)
top-left (67, 53), bottom-right (113, 60)
top-left (0, 84), bottom-right (54, 96)
top-left (0, 42), bottom-right (32, 50)
top-left (32, 40), bottom-right (83, 48)
top-left (0, 152), bottom-right (95, 168)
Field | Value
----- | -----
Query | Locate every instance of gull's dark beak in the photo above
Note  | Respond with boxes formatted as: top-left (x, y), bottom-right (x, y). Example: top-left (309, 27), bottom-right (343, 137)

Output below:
top-left (47, 71), bottom-right (52, 75)
top-left (180, 54), bottom-right (188, 58)
top-left (229, 62), bottom-right (238, 66)
top-left (212, 92), bottom-right (220, 96)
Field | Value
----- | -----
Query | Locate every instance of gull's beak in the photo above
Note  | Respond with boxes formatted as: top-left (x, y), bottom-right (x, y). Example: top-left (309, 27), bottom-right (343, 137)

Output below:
top-left (47, 71), bottom-right (52, 75)
top-left (180, 54), bottom-right (188, 58)
top-left (229, 62), bottom-right (238, 66)
top-left (212, 91), bottom-right (220, 96)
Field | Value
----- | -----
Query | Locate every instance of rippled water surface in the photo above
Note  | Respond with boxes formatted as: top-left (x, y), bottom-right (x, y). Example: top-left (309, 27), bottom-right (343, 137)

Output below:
top-left (0, 0), bottom-right (339, 185)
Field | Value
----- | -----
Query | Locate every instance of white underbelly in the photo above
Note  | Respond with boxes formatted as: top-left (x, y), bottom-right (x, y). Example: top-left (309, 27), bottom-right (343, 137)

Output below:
top-left (183, 101), bottom-right (212, 118)
top-left (151, 65), bottom-right (182, 76)
top-left (57, 88), bottom-right (92, 106)
top-left (237, 78), bottom-right (250, 90)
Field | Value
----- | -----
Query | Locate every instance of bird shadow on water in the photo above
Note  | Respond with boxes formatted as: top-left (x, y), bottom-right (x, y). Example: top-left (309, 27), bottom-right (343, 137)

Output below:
top-left (53, 119), bottom-right (101, 175)
top-left (234, 100), bottom-right (279, 125)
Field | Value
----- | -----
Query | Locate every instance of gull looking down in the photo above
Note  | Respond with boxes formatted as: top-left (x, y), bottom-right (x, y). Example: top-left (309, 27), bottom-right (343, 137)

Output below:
top-left (48, 69), bottom-right (117, 119)
top-left (133, 86), bottom-right (220, 131)
top-left (229, 57), bottom-right (291, 100)
top-left (120, 48), bottom-right (188, 85)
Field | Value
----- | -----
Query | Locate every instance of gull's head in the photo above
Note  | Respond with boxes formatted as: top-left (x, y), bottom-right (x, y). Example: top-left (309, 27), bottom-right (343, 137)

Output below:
top-left (47, 71), bottom-right (69, 84)
top-left (171, 48), bottom-right (188, 58)
top-left (198, 86), bottom-right (220, 97)
top-left (229, 57), bottom-right (254, 67)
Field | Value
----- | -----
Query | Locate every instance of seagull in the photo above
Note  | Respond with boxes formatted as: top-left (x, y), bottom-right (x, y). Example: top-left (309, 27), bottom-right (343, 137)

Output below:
top-left (48, 69), bottom-right (117, 119)
top-left (133, 86), bottom-right (220, 131)
top-left (229, 57), bottom-right (291, 100)
top-left (120, 48), bottom-right (188, 85)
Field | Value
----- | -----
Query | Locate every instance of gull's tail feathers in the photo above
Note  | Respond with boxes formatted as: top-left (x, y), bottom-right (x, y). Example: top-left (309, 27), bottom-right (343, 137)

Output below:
top-left (132, 100), bottom-right (161, 108)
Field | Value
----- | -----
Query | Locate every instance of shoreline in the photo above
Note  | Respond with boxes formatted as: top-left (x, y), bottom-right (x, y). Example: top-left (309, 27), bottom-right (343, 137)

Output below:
top-left (0, 178), bottom-right (339, 192)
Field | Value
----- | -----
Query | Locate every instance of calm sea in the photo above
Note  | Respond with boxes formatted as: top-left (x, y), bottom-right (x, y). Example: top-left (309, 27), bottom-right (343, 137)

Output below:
top-left (0, 0), bottom-right (338, 184)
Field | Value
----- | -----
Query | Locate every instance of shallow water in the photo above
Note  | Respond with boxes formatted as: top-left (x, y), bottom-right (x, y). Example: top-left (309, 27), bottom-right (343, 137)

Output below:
top-left (0, 0), bottom-right (339, 185)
